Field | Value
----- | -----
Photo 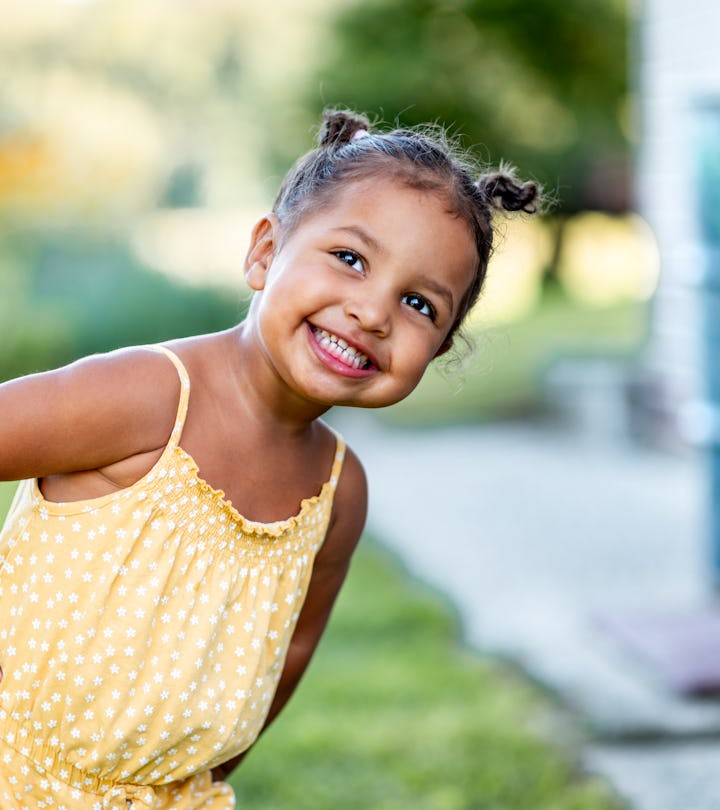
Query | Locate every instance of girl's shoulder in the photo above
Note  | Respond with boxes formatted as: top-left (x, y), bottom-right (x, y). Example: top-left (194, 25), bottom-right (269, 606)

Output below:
top-left (333, 433), bottom-right (366, 494)
top-left (311, 418), bottom-right (367, 499)
top-left (0, 344), bottom-right (186, 482)
top-left (63, 344), bottom-right (185, 427)
top-left (320, 425), bottom-right (368, 563)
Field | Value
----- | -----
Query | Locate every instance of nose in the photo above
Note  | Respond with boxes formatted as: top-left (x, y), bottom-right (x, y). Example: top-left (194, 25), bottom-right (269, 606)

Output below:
top-left (343, 288), bottom-right (391, 336)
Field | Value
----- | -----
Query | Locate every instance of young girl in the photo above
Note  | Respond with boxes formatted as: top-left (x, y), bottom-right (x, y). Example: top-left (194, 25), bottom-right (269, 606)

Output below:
top-left (0, 110), bottom-right (538, 808)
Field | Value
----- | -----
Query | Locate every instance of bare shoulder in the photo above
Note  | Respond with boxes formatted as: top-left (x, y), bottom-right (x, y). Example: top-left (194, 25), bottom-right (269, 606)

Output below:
top-left (47, 344), bottom-right (182, 431)
top-left (318, 434), bottom-right (368, 567)
top-left (65, 345), bottom-right (182, 401)
top-left (0, 345), bottom-right (184, 481)
top-left (337, 442), bottom-right (368, 512)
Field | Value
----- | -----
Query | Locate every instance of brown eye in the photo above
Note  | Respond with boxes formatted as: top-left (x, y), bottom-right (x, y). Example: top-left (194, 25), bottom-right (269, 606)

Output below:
top-left (402, 293), bottom-right (436, 321)
top-left (332, 250), bottom-right (365, 274)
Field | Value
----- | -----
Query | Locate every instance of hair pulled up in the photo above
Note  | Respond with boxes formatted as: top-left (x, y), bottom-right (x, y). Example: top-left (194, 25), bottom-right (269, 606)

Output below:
top-left (273, 108), bottom-right (540, 347)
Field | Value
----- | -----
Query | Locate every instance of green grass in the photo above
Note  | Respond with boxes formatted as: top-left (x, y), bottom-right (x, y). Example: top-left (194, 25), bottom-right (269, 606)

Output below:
top-left (385, 292), bottom-right (647, 426)
top-left (230, 541), bottom-right (623, 810)
top-left (0, 481), bottom-right (17, 517)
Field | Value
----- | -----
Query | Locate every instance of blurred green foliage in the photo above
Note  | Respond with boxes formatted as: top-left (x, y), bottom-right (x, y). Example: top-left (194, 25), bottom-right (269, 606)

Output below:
top-left (0, 2), bottom-right (640, 398)
top-left (385, 291), bottom-right (647, 426)
top-left (0, 227), bottom-right (244, 380)
top-left (307, 0), bottom-right (630, 214)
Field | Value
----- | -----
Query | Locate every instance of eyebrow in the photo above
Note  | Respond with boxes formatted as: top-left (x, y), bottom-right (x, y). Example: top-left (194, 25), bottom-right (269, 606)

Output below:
top-left (420, 276), bottom-right (455, 315)
top-left (331, 224), bottom-right (455, 315)
top-left (330, 225), bottom-right (384, 255)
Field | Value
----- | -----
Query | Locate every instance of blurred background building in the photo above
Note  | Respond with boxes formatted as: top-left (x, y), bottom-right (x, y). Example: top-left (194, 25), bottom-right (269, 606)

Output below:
top-left (638, 0), bottom-right (720, 447)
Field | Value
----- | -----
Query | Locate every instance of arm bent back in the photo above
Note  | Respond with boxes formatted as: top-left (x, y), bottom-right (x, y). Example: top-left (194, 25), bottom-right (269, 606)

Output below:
top-left (0, 348), bottom-right (182, 483)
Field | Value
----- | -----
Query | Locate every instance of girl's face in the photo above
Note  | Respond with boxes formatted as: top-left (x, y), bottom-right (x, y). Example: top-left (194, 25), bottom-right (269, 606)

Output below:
top-left (244, 176), bottom-right (477, 410)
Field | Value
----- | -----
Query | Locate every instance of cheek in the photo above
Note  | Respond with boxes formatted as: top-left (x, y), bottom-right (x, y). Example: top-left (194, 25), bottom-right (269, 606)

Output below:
top-left (402, 337), bottom-right (443, 376)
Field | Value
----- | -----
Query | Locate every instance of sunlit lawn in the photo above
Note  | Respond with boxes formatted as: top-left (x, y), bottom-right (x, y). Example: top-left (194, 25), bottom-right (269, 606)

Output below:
top-left (386, 291), bottom-right (647, 426)
top-left (230, 540), bottom-right (622, 810)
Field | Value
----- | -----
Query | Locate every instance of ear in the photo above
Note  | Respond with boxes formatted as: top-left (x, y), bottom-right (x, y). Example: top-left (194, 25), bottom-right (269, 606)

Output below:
top-left (244, 214), bottom-right (280, 291)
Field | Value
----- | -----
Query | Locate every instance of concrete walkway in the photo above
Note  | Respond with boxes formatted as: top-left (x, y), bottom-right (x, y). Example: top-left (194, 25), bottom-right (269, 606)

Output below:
top-left (334, 411), bottom-right (720, 810)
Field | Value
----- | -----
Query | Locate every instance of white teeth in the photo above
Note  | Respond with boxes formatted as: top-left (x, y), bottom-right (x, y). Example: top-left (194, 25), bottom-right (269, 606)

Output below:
top-left (315, 328), bottom-right (370, 369)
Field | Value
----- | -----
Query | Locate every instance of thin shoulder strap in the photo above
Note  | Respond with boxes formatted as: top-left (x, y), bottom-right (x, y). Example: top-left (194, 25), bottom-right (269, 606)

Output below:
top-left (146, 345), bottom-right (191, 447)
top-left (327, 428), bottom-right (346, 494)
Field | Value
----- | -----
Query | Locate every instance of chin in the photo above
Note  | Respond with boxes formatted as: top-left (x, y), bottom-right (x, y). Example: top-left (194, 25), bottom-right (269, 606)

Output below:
top-left (338, 391), bottom-right (415, 410)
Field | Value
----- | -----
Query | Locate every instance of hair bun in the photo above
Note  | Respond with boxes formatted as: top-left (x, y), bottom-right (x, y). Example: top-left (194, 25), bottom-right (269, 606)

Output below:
top-left (477, 170), bottom-right (539, 214)
top-left (319, 109), bottom-right (372, 148)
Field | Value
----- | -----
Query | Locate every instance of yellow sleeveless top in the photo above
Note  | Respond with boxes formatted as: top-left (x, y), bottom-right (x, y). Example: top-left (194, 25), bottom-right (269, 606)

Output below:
top-left (0, 346), bottom-right (346, 809)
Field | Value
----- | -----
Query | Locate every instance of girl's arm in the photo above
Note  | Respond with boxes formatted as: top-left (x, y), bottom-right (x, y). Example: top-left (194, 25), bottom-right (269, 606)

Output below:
top-left (0, 349), bottom-right (181, 482)
top-left (211, 445), bottom-right (368, 781)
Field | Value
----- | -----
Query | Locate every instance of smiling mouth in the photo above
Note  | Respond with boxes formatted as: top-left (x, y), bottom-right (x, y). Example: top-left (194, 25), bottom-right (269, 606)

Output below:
top-left (311, 326), bottom-right (373, 370)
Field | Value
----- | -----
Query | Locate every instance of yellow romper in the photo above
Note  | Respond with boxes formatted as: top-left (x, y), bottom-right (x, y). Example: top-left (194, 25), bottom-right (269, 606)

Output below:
top-left (0, 346), bottom-right (346, 809)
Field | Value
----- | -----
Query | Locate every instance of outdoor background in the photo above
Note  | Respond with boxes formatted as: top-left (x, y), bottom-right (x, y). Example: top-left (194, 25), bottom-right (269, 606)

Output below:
top-left (0, 0), bottom-right (654, 393)
top-left (0, 1), bottom-right (676, 808)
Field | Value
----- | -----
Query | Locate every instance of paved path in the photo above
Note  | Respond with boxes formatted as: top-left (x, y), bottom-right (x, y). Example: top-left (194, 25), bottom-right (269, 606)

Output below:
top-left (334, 411), bottom-right (720, 810)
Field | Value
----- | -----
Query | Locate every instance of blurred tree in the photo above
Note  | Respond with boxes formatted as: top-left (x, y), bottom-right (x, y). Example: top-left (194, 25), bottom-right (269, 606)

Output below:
top-left (310, 0), bottom-right (631, 216)
top-left (0, 0), bottom-right (273, 223)
top-left (0, 0), bottom-right (331, 373)
top-left (0, 230), bottom-right (244, 381)
top-left (159, 161), bottom-right (205, 208)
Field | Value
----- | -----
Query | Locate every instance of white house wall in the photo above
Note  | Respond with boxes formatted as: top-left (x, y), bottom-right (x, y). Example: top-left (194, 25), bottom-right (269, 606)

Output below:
top-left (638, 0), bottom-right (719, 439)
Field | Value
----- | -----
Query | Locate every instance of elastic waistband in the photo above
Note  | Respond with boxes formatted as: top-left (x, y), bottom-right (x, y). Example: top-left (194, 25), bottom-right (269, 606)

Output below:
top-left (0, 716), bottom-right (154, 803)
